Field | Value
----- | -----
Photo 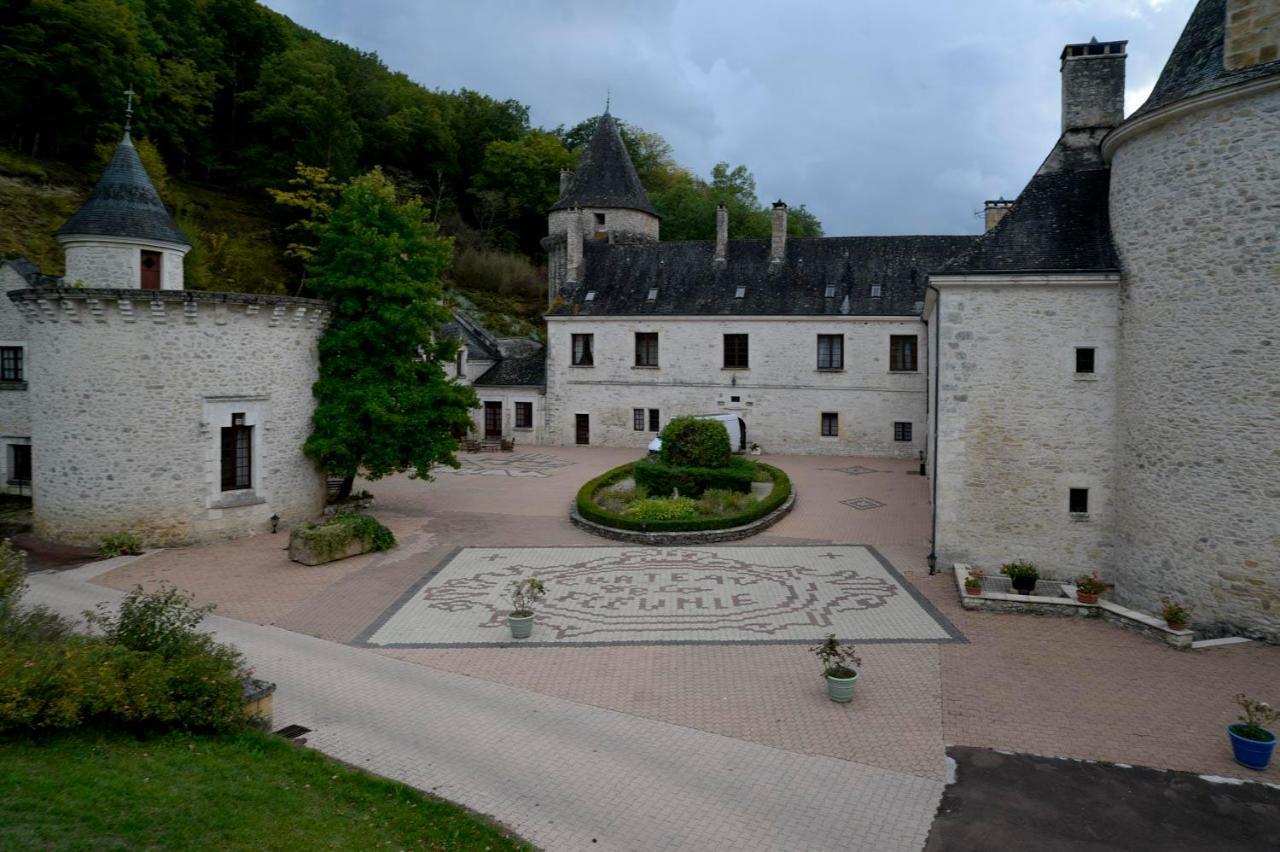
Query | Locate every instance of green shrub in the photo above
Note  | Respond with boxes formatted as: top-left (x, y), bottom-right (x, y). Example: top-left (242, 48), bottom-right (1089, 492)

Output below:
top-left (98, 533), bottom-right (143, 559)
top-left (86, 584), bottom-right (217, 660)
top-left (633, 456), bottom-right (755, 498)
top-left (576, 462), bottom-right (792, 532)
top-left (0, 539), bottom-right (73, 645)
top-left (2, 583), bottom-right (246, 734)
top-left (658, 416), bottom-right (732, 469)
top-left (0, 635), bottom-right (245, 733)
top-left (697, 489), bottom-right (757, 517)
top-left (595, 481), bottom-right (646, 513)
top-left (622, 497), bottom-right (701, 522)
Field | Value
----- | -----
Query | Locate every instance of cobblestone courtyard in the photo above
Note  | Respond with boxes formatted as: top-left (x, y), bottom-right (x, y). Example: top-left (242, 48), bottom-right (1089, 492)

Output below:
top-left (85, 446), bottom-right (1280, 847)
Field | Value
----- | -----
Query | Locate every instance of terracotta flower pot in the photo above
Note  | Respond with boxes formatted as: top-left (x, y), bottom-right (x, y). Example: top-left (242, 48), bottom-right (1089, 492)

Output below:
top-left (1166, 620), bottom-right (1186, 632)
top-left (1077, 591), bottom-right (1099, 604)
top-left (964, 585), bottom-right (981, 596)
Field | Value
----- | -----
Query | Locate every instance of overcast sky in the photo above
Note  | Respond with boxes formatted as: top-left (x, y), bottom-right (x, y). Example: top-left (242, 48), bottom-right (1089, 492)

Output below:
top-left (262, 0), bottom-right (1196, 236)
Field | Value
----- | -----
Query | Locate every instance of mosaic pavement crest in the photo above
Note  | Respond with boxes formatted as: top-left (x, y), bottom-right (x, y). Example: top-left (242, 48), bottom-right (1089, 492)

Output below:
top-left (360, 546), bottom-right (961, 647)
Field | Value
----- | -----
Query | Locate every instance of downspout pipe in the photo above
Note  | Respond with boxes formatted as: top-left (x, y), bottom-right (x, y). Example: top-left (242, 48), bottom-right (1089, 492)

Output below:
top-left (926, 284), bottom-right (941, 574)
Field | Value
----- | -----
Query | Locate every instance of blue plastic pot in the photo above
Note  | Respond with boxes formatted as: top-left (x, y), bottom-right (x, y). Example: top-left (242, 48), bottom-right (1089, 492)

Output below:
top-left (1227, 724), bottom-right (1276, 770)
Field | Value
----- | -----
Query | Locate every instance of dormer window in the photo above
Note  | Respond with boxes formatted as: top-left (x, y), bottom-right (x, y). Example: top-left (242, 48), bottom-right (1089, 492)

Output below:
top-left (824, 284), bottom-right (836, 298)
top-left (585, 291), bottom-right (596, 301)
top-left (870, 284), bottom-right (882, 298)
top-left (735, 285), bottom-right (746, 299)
top-left (647, 288), bottom-right (658, 302)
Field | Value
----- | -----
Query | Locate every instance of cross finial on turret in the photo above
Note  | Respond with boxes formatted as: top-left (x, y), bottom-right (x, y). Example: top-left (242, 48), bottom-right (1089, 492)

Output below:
top-left (604, 89), bottom-right (611, 115)
top-left (123, 85), bottom-right (136, 132)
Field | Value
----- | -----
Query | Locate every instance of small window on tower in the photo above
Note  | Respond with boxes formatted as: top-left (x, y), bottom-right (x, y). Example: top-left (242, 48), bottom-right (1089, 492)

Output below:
top-left (1075, 347), bottom-right (1096, 374)
top-left (594, 212), bottom-right (606, 228)
top-left (1069, 488), bottom-right (1089, 515)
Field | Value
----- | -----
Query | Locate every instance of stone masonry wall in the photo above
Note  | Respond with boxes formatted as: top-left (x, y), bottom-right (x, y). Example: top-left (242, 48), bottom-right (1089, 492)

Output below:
top-left (0, 268), bottom-right (31, 440)
top-left (12, 289), bottom-right (328, 546)
top-left (544, 316), bottom-right (928, 457)
top-left (932, 281), bottom-right (1119, 578)
top-left (1225, 0), bottom-right (1280, 70)
top-left (1109, 84), bottom-right (1280, 639)
top-left (63, 240), bottom-right (185, 290)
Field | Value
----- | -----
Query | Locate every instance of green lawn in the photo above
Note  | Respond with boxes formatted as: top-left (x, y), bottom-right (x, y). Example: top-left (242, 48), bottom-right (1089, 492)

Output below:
top-left (0, 729), bottom-right (533, 851)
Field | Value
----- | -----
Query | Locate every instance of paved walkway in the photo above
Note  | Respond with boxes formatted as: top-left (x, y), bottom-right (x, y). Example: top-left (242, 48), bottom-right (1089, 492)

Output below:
top-left (78, 446), bottom-right (1280, 847)
top-left (29, 562), bottom-right (941, 852)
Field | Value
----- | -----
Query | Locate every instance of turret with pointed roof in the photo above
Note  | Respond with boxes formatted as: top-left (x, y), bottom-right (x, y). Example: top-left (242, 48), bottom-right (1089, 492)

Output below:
top-left (543, 108), bottom-right (661, 306)
top-left (56, 131), bottom-right (191, 290)
top-left (551, 111), bottom-right (658, 216)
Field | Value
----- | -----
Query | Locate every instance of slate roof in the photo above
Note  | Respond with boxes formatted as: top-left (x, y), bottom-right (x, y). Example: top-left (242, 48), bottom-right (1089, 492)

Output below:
top-left (1131, 0), bottom-right (1280, 120)
top-left (57, 133), bottom-right (190, 247)
top-left (549, 113), bottom-right (658, 216)
top-left (548, 235), bottom-right (975, 317)
top-left (473, 353), bottom-right (546, 387)
top-left (937, 133), bottom-right (1119, 276)
top-left (440, 311), bottom-right (502, 361)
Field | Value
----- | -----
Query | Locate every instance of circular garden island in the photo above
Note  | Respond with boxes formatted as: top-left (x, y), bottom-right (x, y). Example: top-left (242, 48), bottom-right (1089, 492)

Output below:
top-left (572, 416), bottom-right (794, 544)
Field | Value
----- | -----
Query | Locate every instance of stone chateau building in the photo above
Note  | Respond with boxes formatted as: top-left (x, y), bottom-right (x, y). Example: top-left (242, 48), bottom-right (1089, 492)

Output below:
top-left (0, 0), bottom-right (1274, 639)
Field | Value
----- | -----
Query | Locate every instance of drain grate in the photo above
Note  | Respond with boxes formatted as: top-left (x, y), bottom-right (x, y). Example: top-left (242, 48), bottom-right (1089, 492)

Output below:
top-left (274, 724), bottom-right (311, 740)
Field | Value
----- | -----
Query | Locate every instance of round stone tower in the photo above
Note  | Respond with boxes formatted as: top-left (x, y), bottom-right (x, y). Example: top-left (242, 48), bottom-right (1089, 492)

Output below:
top-left (1104, 0), bottom-right (1280, 638)
top-left (544, 111), bottom-right (659, 305)
top-left (10, 126), bottom-right (329, 546)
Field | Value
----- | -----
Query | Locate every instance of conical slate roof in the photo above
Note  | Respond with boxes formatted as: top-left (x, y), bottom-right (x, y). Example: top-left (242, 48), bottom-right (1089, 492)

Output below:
top-left (1130, 0), bottom-right (1280, 120)
top-left (550, 113), bottom-right (658, 216)
top-left (57, 133), bottom-right (190, 247)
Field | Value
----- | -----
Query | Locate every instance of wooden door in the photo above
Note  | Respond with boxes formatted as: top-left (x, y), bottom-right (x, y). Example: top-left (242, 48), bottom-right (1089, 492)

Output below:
top-left (575, 413), bottom-right (590, 445)
top-left (140, 250), bottom-right (162, 290)
top-left (484, 401), bottom-right (502, 438)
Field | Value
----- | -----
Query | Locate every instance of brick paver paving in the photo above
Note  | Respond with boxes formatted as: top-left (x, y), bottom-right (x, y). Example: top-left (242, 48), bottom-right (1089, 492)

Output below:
top-left (30, 566), bottom-right (944, 851)
top-left (87, 443), bottom-right (1280, 825)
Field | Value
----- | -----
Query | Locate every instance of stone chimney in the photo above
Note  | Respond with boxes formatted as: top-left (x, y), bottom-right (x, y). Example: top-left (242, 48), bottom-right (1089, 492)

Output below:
top-left (714, 204), bottom-right (728, 265)
top-left (566, 209), bottom-right (583, 284)
top-left (770, 200), bottom-right (787, 264)
top-left (559, 168), bottom-right (574, 198)
top-left (984, 198), bottom-right (1013, 231)
top-left (1225, 0), bottom-right (1280, 70)
top-left (1059, 37), bottom-right (1127, 133)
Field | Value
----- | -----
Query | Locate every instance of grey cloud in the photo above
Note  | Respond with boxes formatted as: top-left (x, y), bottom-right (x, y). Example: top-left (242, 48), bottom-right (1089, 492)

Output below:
top-left (264, 0), bottom-right (1196, 235)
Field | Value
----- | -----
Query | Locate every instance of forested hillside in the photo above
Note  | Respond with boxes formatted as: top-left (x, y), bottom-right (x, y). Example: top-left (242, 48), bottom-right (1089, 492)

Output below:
top-left (0, 0), bottom-right (821, 334)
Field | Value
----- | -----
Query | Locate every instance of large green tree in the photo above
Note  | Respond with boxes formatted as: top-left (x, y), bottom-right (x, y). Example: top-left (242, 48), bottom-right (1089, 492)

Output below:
top-left (303, 169), bottom-right (477, 499)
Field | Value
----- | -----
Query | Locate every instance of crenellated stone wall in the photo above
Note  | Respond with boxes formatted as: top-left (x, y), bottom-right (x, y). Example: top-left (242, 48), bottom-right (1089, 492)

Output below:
top-left (544, 315), bottom-right (929, 456)
top-left (1107, 82), bottom-right (1280, 640)
top-left (9, 288), bottom-right (329, 546)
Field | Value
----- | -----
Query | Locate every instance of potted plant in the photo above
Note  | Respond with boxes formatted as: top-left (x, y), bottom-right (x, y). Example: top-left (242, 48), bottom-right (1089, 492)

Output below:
top-left (507, 577), bottom-right (546, 639)
top-left (1074, 573), bottom-right (1108, 604)
top-left (1160, 598), bottom-right (1190, 631)
top-left (1001, 560), bottom-right (1039, 595)
top-left (1228, 693), bottom-right (1278, 770)
top-left (811, 633), bottom-right (862, 704)
top-left (964, 569), bottom-right (986, 596)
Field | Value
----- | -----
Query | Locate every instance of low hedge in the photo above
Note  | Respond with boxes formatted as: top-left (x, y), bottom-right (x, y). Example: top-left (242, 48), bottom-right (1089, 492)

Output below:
top-left (633, 456), bottom-right (755, 498)
top-left (576, 462), bottom-right (791, 533)
top-left (291, 512), bottom-right (395, 563)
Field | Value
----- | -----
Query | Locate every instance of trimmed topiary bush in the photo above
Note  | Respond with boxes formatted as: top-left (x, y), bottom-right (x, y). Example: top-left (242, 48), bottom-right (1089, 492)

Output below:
top-left (633, 456), bottom-right (755, 498)
top-left (658, 416), bottom-right (732, 469)
top-left (576, 462), bottom-right (792, 533)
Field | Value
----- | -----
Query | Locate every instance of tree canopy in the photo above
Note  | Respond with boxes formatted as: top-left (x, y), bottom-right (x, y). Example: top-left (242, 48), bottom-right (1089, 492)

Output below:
top-left (302, 170), bottom-right (476, 496)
